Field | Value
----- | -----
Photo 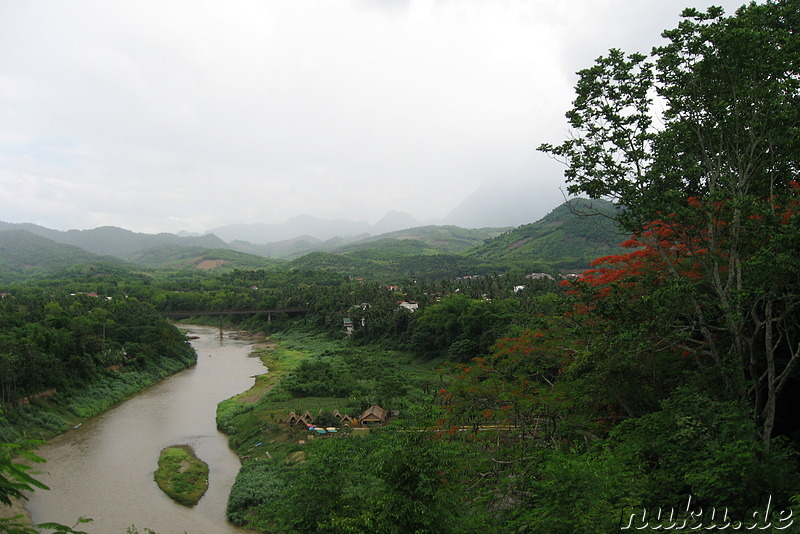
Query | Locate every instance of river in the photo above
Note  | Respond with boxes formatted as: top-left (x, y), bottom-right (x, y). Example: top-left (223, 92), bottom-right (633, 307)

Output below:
top-left (25, 325), bottom-right (264, 534)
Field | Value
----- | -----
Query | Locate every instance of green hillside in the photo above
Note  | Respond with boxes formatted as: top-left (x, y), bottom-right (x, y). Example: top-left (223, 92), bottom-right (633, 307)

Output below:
top-left (286, 249), bottom-right (486, 281)
top-left (228, 235), bottom-right (333, 260)
top-left (331, 225), bottom-right (508, 256)
top-left (227, 226), bottom-right (507, 260)
top-left (0, 230), bottom-right (128, 284)
top-left (466, 198), bottom-right (626, 270)
top-left (0, 221), bottom-right (227, 260)
top-left (129, 245), bottom-right (281, 271)
top-left (240, 201), bottom-right (623, 280)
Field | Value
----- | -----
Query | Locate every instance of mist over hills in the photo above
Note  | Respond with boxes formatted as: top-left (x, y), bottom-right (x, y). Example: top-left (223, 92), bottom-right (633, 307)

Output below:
top-left (207, 181), bottom-right (558, 244)
top-left (209, 210), bottom-right (431, 244)
top-left (1, 180), bottom-right (560, 254)
top-left (441, 180), bottom-right (566, 228)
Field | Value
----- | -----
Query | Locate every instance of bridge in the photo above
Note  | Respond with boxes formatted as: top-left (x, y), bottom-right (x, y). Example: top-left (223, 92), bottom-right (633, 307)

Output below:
top-left (161, 307), bottom-right (308, 320)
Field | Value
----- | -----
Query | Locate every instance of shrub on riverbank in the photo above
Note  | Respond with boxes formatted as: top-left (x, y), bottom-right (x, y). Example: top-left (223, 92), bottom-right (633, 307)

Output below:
top-left (154, 445), bottom-right (209, 507)
top-left (226, 460), bottom-right (286, 528)
top-left (66, 360), bottom-right (191, 419)
top-left (0, 287), bottom-right (197, 441)
top-left (0, 357), bottom-right (197, 442)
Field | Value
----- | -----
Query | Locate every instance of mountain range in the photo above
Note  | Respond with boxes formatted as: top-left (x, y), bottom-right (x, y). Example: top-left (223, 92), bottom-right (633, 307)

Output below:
top-left (0, 198), bottom-right (625, 283)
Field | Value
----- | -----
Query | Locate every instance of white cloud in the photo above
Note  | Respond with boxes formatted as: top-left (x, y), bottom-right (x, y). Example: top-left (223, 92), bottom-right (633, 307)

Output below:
top-left (0, 0), bottom-right (747, 234)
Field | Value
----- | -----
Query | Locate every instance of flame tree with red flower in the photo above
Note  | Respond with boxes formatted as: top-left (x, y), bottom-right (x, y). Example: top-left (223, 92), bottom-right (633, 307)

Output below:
top-left (427, 3), bottom-right (800, 529)
top-left (540, 1), bottom-right (800, 447)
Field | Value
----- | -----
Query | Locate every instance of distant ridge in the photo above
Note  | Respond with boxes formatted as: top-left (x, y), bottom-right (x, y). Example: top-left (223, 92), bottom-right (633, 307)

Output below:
top-left (0, 221), bottom-right (225, 259)
top-left (0, 198), bottom-right (625, 277)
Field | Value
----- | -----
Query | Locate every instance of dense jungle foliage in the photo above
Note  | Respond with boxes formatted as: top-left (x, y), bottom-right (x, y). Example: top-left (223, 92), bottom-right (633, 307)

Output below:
top-left (3, 1), bottom-right (800, 532)
top-left (0, 289), bottom-right (196, 443)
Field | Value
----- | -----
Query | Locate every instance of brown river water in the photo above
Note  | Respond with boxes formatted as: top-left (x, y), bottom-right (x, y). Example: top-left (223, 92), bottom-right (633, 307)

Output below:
top-left (26, 325), bottom-right (265, 534)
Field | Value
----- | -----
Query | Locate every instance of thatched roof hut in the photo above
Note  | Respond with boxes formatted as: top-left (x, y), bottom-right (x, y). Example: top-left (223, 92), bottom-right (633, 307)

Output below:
top-left (358, 405), bottom-right (389, 426)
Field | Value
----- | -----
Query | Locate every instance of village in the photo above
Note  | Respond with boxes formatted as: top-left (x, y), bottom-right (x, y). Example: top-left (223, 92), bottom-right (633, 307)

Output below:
top-left (284, 405), bottom-right (397, 440)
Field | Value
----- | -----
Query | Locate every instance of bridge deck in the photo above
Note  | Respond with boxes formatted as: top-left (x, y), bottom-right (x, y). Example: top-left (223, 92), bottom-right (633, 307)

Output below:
top-left (160, 307), bottom-right (308, 317)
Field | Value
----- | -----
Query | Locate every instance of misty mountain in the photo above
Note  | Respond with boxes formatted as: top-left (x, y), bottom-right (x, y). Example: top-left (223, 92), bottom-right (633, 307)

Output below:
top-left (279, 199), bottom-right (626, 280)
top-left (0, 197), bottom-right (624, 276)
top-left (0, 228), bottom-right (280, 281)
top-left (208, 183), bottom-right (561, 245)
top-left (226, 225), bottom-right (509, 260)
top-left (227, 234), bottom-right (364, 260)
top-left (370, 210), bottom-right (421, 235)
top-left (209, 212), bottom-right (422, 244)
top-left (331, 226), bottom-right (509, 256)
top-left (441, 181), bottom-right (567, 228)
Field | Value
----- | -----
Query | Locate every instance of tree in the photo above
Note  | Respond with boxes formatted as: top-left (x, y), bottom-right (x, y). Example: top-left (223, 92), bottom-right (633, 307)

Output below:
top-left (539, 0), bottom-right (800, 446)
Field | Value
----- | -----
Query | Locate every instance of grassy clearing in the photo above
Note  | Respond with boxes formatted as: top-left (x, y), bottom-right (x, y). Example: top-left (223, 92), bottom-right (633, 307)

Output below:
top-left (229, 341), bottom-right (304, 404)
top-left (220, 330), bottom-right (448, 531)
top-left (218, 330), bottom-right (438, 462)
top-left (216, 340), bottom-right (307, 436)
top-left (154, 445), bottom-right (209, 507)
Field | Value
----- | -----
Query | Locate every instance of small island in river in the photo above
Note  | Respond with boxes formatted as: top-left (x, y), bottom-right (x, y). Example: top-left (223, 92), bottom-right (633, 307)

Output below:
top-left (154, 445), bottom-right (209, 507)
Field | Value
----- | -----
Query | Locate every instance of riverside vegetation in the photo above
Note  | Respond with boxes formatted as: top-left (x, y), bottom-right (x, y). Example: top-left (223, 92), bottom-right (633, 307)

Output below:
top-left (3, 1), bottom-right (800, 532)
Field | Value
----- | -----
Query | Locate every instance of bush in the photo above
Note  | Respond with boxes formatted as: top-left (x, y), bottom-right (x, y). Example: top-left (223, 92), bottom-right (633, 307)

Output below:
top-left (607, 387), bottom-right (799, 511)
top-left (226, 460), bottom-right (287, 527)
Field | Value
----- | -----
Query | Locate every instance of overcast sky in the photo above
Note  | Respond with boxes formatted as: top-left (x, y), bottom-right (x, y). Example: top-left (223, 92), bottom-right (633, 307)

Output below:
top-left (1, 0), bottom-right (747, 234)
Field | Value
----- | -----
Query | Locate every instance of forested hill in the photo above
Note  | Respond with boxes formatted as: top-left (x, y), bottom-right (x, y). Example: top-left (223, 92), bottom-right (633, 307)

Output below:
top-left (331, 225), bottom-right (508, 256)
top-left (0, 229), bottom-right (279, 283)
top-left (0, 221), bottom-right (226, 259)
top-left (466, 198), bottom-right (626, 269)
top-left (291, 199), bottom-right (625, 278)
top-left (278, 202), bottom-right (624, 280)
top-left (125, 245), bottom-right (280, 270)
top-left (0, 220), bottom-right (505, 263)
top-left (0, 230), bottom-right (127, 283)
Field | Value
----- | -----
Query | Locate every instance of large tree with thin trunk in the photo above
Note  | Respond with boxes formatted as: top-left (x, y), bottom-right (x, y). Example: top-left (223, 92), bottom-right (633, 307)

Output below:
top-left (539, 0), bottom-right (800, 446)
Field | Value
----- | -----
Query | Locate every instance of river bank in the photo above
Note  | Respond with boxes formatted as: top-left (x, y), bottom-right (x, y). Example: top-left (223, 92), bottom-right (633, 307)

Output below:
top-left (1, 325), bottom-right (199, 528)
top-left (23, 325), bottom-right (266, 533)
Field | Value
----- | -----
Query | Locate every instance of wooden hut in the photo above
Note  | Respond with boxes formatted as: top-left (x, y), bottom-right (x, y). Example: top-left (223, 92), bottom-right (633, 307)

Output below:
top-left (358, 405), bottom-right (389, 427)
top-left (300, 410), bottom-right (315, 425)
top-left (330, 409), bottom-right (354, 426)
top-left (339, 414), bottom-right (354, 426)
top-left (286, 411), bottom-right (301, 426)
